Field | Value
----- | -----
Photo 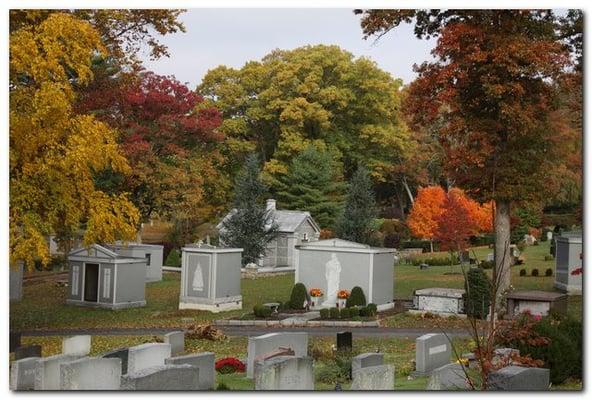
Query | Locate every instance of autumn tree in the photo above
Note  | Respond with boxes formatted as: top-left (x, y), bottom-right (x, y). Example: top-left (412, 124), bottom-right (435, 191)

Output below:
top-left (198, 44), bottom-right (411, 194)
top-left (10, 13), bottom-right (140, 268)
top-left (357, 10), bottom-right (572, 298)
top-left (335, 167), bottom-right (378, 245)
top-left (275, 145), bottom-right (345, 228)
top-left (436, 189), bottom-right (482, 254)
top-left (406, 186), bottom-right (446, 252)
top-left (77, 71), bottom-right (227, 225)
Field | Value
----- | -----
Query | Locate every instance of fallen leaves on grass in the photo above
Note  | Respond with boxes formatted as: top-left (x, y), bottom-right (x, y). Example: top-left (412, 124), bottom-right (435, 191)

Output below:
top-left (186, 324), bottom-right (226, 341)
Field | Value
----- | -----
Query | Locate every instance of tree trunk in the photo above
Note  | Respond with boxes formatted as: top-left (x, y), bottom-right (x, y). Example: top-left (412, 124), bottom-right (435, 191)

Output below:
top-left (402, 177), bottom-right (414, 205)
top-left (430, 240), bottom-right (434, 253)
top-left (494, 200), bottom-right (512, 303)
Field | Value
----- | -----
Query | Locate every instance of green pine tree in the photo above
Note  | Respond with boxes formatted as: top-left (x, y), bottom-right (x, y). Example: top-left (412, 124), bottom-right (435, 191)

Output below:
top-left (220, 154), bottom-right (279, 266)
top-left (335, 167), bottom-right (377, 244)
top-left (275, 145), bottom-right (345, 228)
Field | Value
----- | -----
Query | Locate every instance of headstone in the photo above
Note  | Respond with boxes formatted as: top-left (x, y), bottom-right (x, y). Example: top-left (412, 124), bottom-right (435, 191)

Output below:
top-left (127, 343), bottom-right (171, 375)
top-left (163, 331), bottom-right (185, 355)
top-left (488, 366), bottom-right (550, 391)
top-left (62, 335), bottom-right (91, 356)
top-left (10, 332), bottom-right (22, 352)
top-left (102, 348), bottom-right (129, 375)
top-left (547, 231), bottom-right (553, 241)
top-left (15, 345), bottom-right (42, 360)
top-left (426, 363), bottom-right (470, 390)
top-left (414, 333), bottom-right (451, 375)
top-left (246, 332), bottom-right (308, 378)
top-left (60, 357), bottom-right (122, 390)
top-left (460, 250), bottom-right (470, 263)
top-left (336, 331), bottom-right (352, 351)
top-left (419, 263), bottom-right (429, 270)
top-left (486, 253), bottom-right (494, 262)
top-left (166, 352), bottom-right (215, 390)
top-left (352, 353), bottom-right (384, 376)
top-left (34, 354), bottom-right (81, 390)
top-left (121, 364), bottom-right (199, 390)
top-left (10, 261), bottom-right (24, 302)
top-left (351, 364), bottom-right (395, 391)
top-left (10, 357), bottom-right (40, 390)
top-left (254, 356), bottom-right (314, 390)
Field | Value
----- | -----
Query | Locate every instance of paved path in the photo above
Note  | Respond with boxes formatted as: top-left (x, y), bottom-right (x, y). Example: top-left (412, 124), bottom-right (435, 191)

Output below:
top-left (19, 326), bottom-right (472, 338)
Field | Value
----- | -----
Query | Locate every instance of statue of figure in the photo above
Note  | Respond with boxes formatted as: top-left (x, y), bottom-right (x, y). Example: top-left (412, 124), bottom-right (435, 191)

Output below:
top-left (322, 253), bottom-right (341, 307)
top-left (192, 261), bottom-right (204, 291)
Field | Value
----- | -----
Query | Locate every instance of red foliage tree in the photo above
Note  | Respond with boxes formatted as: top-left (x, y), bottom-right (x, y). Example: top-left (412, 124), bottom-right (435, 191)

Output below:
top-left (406, 186), bottom-right (446, 251)
top-left (435, 189), bottom-right (481, 253)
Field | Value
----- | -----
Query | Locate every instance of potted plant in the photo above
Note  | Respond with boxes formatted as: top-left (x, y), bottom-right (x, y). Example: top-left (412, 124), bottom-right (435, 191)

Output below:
top-left (337, 289), bottom-right (350, 308)
top-left (309, 288), bottom-right (323, 309)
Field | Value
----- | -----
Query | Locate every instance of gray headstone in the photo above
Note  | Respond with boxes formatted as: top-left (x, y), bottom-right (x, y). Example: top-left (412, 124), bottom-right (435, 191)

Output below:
top-left (62, 335), bottom-right (91, 356)
top-left (488, 366), bottom-right (550, 391)
top-left (15, 345), bottom-right (42, 360)
top-left (10, 332), bottom-right (22, 352)
top-left (336, 331), bottom-right (352, 351)
top-left (10, 262), bottom-right (24, 302)
top-left (426, 363), bottom-right (470, 390)
top-left (60, 357), bottom-right (122, 390)
top-left (415, 333), bottom-right (451, 375)
top-left (254, 356), bottom-right (314, 390)
top-left (121, 364), bottom-right (199, 390)
top-left (127, 343), bottom-right (171, 375)
top-left (10, 357), bottom-right (40, 391)
top-left (352, 353), bottom-right (384, 376)
top-left (351, 364), bottom-right (395, 391)
top-left (102, 348), bottom-right (129, 374)
top-left (34, 354), bottom-right (81, 390)
top-left (164, 331), bottom-right (185, 355)
top-left (165, 352), bottom-right (214, 390)
top-left (247, 332), bottom-right (308, 378)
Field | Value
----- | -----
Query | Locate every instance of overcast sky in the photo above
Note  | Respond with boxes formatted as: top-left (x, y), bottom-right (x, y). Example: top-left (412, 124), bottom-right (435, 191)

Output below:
top-left (141, 8), bottom-right (436, 90)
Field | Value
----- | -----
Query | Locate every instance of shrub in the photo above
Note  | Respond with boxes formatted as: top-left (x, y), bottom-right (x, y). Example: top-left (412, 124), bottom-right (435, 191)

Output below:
top-left (319, 308), bottom-right (330, 319)
top-left (329, 307), bottom-right (340, 319)
top-left (496, 315), bottom-right (582, 384)
top-left (349, 306), bottom-right (360, 317)
top-left (346, 286), bottom-right (366, 307)
top-left (401, 239), bottom-right (439, 253)
top-left (519, 269), bottom-right (527, 277)
top-left (480, 260), bottom-right (495, 270)
top-left (339, 307), bottom-right (350, 319)
top-left (289, 283), bottom-right (308, 309)
top-left (164, 249), bottom-right (181, 267)
top-left (544, 255), bottom-right (554, 261)
top-left (545, 268), bottom-right (553, 277)
top-left (359, 306), bottom-right (369, 317)
top-left (253, 304), bottom-right (272, 318)
top-left (469, 234), bottom-right (495, 246)
top-left (516, 240), bottom-right (527, 252)
top-left (464, 267), bottom-right (492, 319)
top-left (367, 303), bottom-right (378, 315)
top-left (216, 383), bottom-right (230, 390)
top-left (315, 356), bottom-right (351, 384)
top-left (215, 357), bottom-right (246, 374)
top-left (410, 255), bottom-right (459, 266)
top-left (532, 268), bottom-right (539, 277)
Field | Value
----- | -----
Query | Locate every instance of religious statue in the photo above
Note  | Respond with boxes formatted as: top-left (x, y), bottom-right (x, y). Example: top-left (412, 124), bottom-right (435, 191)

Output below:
top-left (322, 252), bottom-right (341, 307)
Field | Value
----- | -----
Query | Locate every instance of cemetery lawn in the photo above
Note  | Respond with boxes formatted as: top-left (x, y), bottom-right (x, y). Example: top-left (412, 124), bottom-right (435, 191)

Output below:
top-left (11, 241), bottom-right (580, 332)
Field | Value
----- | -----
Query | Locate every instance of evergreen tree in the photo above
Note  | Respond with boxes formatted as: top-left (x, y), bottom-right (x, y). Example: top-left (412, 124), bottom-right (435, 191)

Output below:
top-left (276, 146), bottom-right (345, 228)
top-left (220, 154), bottom-right (278, 266)
top-left (335, 167), bottom-right (377, 244)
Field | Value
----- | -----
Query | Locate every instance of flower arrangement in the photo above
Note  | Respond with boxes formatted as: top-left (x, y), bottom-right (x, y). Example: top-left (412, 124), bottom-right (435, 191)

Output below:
top-left (571, 267), bottom-right (583, 276)
top-left (215, 357), bottom-right (246, 374)
top-left (309, 288), bottom-right (323, 297)
top-left (337, 289), bottom-right (350, 299)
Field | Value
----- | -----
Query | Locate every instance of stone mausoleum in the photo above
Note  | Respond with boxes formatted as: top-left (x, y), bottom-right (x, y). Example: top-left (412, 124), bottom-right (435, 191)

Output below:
top-left (67, 244), bottom-right (147, 309)
top-left (217, 199), bottom-right (321, 270)
top-left (295, 238), bottom-right (396, 308)
top-left (554, 231), bottom-right (582, 294)
top-left (179, 243), bottom-right (243, 312)
top-left (107, 242), bottom-right (164, 282)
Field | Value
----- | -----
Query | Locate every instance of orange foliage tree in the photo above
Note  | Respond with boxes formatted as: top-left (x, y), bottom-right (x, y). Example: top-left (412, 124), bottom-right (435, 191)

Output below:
top-left (406, 186), bottom-right (446, 252)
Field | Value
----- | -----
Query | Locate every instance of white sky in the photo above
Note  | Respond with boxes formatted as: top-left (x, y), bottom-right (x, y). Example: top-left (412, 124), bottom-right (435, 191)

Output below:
top-left (140, 8), bottom-right (437, 90)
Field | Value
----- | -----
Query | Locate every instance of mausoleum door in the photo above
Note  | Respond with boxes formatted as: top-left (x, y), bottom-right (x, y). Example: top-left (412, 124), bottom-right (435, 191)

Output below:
top-left (84, 263), bottom-right (100, 302)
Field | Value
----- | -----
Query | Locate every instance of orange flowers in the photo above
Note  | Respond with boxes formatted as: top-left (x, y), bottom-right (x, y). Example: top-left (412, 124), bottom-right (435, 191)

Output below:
top-left (309, 288), bottom-right (323, 297)
top-left (337, 290), bottom-right (350, 299)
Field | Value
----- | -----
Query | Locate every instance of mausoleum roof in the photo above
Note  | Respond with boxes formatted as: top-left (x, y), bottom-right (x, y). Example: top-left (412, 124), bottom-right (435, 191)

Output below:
top-left (217, 208), bottom-right (320, 234)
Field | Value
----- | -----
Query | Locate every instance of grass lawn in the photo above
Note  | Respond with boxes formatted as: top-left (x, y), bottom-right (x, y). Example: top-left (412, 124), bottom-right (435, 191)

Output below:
top-left (11, 241), bottom-right (581, 332)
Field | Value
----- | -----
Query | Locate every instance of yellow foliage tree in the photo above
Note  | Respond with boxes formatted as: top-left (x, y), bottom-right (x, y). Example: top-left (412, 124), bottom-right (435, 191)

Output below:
top-left (10, 13), bottom-right (139, 269)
